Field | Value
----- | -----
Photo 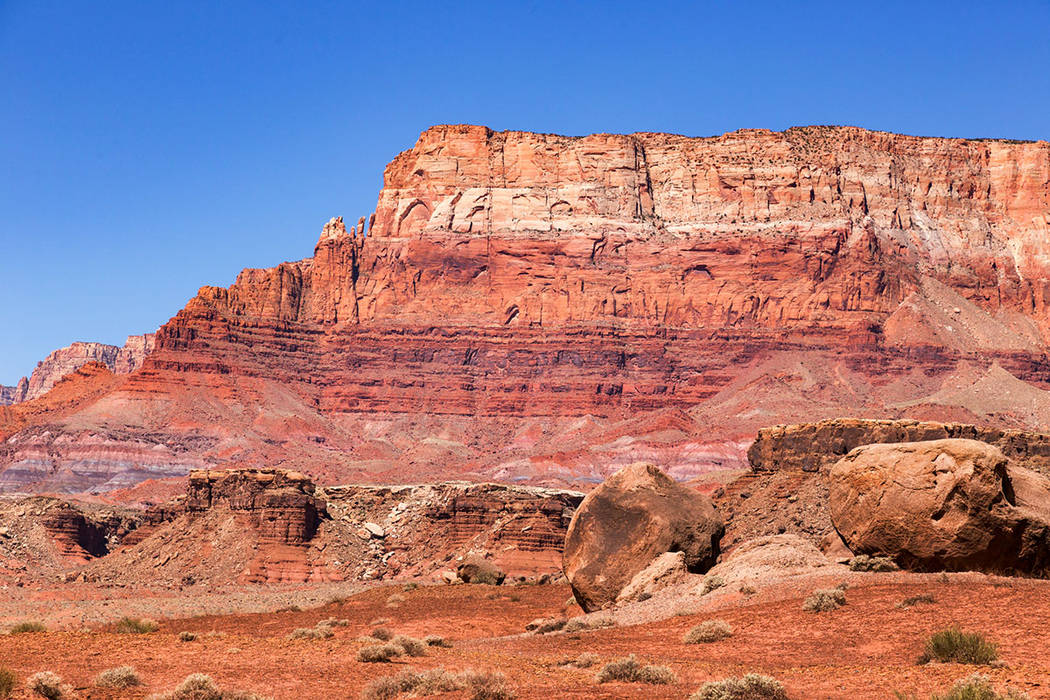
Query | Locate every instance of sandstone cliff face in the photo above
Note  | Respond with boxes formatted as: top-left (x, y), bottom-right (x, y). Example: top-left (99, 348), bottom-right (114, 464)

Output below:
top-left (0, 378), bottom-right (27, 406)
top-left (15, 334), bottom-right (156, 402)
top-left (3, 125), bottom-right (1050, 491)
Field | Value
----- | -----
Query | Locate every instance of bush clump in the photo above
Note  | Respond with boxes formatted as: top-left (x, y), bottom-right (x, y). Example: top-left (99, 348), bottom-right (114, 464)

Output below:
top-left (596, 655), bottom-right (676, 685)
top-left (26, 672), bottom-right (71, 700)
top-left (803, 588), bottom-right (846, 612)
top-left (391, 635), bottom-right (427, 657)
top-left (701, 575), bottom-right (726, 595)
top-left (558, 652), bottom-right (600, 669)
top-left (370, 627), bottom-right (394, 641)
top-left (562, 616), bottom-right (615, 633)
top-left (0, 668), bottom-right (16, 699)
top-left (919, 629), bottom-right (998, 665)
top-left (424, 634), bottom-right (452, 648)
top-left (146, 673), bottom-right (271, 700)
top-left (96, 666), bottom-right (143, 689)
top-left (358, 642), bottom-right (404, 663)
top-left (849, 554), bottom-right (900, 572)
top-left (9, 621), bottom-right (47, 634)
top-left (690, 673), bottom-right (790, 700)
top-left (115, 617), bottom-right (159, 634)
top-left (684, 620), bottom-right (733, 644)
top-left (526, 617), bottom-right (566, 634)
top-left (179, 631), bottom-right (198, 642)
top-left (360, 668), bottom-right (515, 700)
top-left (287, 625), bottom-right (333, 640)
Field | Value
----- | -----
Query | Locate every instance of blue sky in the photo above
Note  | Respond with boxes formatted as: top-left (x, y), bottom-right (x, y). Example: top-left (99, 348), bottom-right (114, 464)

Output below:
top-left (1, 0), bottom-right (1048, 384)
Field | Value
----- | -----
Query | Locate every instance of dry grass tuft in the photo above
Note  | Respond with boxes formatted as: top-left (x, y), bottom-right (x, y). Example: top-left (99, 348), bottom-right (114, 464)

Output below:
top-left (146, 672), bottom-right (271, 700)
top-left (287, 625), bottom-right (334, 640)
top-left (424, 634), bottom-right (452, 648)
top-left (596, 655), bottom-right (676, 685)
top-left (115, 617), bottom-right (159, 634)
top-left (690, 673), bottom-right (789, 699)
top-left (360, 668), bottom-right (514, 700)
top-left (370, 627), bottom-right (394, 641)
top-left (96, 666), bottom-right (143, 689)
top-left (684, 619), bottom-right (733, 644)
top-left (26, 672), bottom-right (71, 700)
top-left (9, 621), bottom-right (46, 634)
top-left (0, 668), bottom-right (15, 699)
top-left (357, 642), bottom-right (404, 663)
top-left (391, 635), bottom-right (427, 657)
top-left (919, 629), bottom-right (998, 665)
top-left (526, 617), bottom-right (567, 634)
top-left (701, 575), bottom-right (726, 595)
top-left (803, 589), bottom-right (846, 612)
top-left (897, 593), bottom-right (936, 609)
top-left (848, 554), bottom-right (899, 572)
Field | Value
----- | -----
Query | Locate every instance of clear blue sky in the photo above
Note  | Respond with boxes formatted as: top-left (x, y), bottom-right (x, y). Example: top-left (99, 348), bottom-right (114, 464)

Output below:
top-left (2, 1), bottom-right (1048, 384)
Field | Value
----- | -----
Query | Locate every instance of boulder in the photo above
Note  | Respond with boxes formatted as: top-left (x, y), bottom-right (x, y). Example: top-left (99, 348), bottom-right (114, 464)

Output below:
top-left (456, 555), bottom-right (505, 585)
top-left (706, 534), bottom-right (842, 586)
top-left (828, 439), bottom-right (1050, 573)
top-left (563, 462), bottom-right (723, 611)
top-left (615, 551), bottom-right (689, 604)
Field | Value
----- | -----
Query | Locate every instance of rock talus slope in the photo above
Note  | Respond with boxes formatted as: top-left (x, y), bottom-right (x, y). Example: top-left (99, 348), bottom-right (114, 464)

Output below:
top-left (2, 125), bottom-right (1050, 491)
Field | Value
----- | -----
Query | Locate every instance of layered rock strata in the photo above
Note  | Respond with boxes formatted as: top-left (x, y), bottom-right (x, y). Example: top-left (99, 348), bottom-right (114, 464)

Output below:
top-left (2, 125), bottom-right (1050, 490)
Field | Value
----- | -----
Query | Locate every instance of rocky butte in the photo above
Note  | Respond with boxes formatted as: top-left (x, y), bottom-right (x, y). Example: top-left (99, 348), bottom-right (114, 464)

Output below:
top-left (1, 124), bottom-right (1049, 492)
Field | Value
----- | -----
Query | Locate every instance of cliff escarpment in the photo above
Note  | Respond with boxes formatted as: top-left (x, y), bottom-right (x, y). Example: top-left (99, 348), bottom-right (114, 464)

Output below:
top-left (3, 125), bottom-right (1050, 491)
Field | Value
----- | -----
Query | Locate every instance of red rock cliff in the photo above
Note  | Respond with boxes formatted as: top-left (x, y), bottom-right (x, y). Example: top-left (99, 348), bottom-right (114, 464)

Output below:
top-left (4, 125), bottom-right (1050, 490)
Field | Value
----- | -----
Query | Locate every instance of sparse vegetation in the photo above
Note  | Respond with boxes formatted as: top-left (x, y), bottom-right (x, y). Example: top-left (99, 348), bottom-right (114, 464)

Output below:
top-left (0, 668), bottom-right (15, 699)
top-left (739, 585), bottom-right (757, 595)
top-left (115, 616), bottom-right (159, 634)
top-left (849, 554), bottom-right (900, 572)
top-left (897, 593), bottom-right (936, 609)
top-left (563, 616), bottom-right (615, 633)
top-left (319, 617), bottom-right (349, 627)
top-left (96, 666), bottom-right (143, 689)
top-left (179, 631), bottom-right (198, 642)
top-left (9, 621), bottom-right (46, 634)
top-left (371, 627), bottom-right (394, 641)
top-left (391, 634), bottom-right (427, 657)
top-left (146, 672), bottom-right (271, 700)
top-left (288, 625), bottom-right (334, 640)
top-left (558, 652), bottom-right (600, 669)
top-left (360, 668), bottom-right (515, 700)
top-left (895, 673), bottom-right (1030, 700)
top-left (684, 619), bottom-right (733, 644)
top-left (358, 642), bottom-right (405, 663)
top-left (424, 634), bottom-right (452, 648)
top-left (527, 617), bottom-right (566, 634)
top-left (803, 588), bottom-right (846, 612)
top-left (26, 672), bottom-right (70, 700)
top-left (386, 593), bottom-right (406, 607)
top-left (702, 575), bottom-right (726, 595)
top-left (690, 673), bottom-right (790, 700)
top-left (919, 629), bottom-right (998, 665)
top-left (596, 655), bottom-right (676, 685)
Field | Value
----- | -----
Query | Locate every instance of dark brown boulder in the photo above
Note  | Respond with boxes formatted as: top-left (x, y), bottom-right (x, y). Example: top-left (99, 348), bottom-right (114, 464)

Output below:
top-left (828, 439), bottom-right (1050, 573)
top-left (563, 462), bottom-right (723, 612)
top-left (456, 555), bottom-right (505, 585)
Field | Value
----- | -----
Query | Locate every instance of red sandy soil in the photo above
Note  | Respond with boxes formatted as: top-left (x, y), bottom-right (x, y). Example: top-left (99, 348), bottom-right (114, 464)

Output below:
top-left (3, 575), bottom-right (1049, 699)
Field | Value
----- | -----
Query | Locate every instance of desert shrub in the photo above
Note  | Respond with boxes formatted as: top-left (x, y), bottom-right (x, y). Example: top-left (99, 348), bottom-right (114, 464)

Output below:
top-left (596, 655), bottom-right (676, 685)
top-left (464, 671), bottom-right (515, 700)
top-left (897, 593), bottom-right (936, 609)
top-left (558, 652), bottom-right (600, 669)
top-left (0, 668), bottom-right (16, 699)
top-left (690, 673), bottom-right (789, 700)
top-left (360, 668), bottom-right (513, 700)
top-left (371, 627), bottom-right (394, 641)
top-left (402, 582), bottom-right (419, 592)
top-left (636, 591), bottom-right (653, 602)
top-left (702, 575), bottom-right (726, 595)
top-left (179, 631), bottom-right (198, 642)
top-left (849, 554), bottom-right (900, 572)
top-left (684, 620), bottom-right (733, 644)
top-left (563, 616), bottom-right (615, 633)
top-left (527, 617), bottom-right (566, 634)
top-left (319, 617), bottom-right (349, 627)
top-left (96, 666), bottom-right (143, 688)
top-left (10, 620), bottom-right (46, 634)
top-left (391, 635), bottom-right (427, 657)
top-left (895, 673), bottom-right (1031, 700)
top-left (147, 673), bottom-right (271, 700)
top-left (919, 629), bottom-right (998, 665)
top-left (803, 588), bottom-right (846, 613)
top-left (424, 634), bottom-right (451, 647)
top-left (739, 585), bottom-right (757, 595)
top-left (115, 616), bottom-right (159, 634)
top-left (26, 672), bottom-right (70, 700)
top-left (386, 593), bottom-right (406, 607)
top-left (287, 625), bottom-right (333, 640)
top-left (357, 642), bottom-right (404, 663)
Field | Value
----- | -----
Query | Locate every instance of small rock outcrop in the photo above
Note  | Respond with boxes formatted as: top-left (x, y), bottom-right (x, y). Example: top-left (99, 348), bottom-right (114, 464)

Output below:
top-left (750, 418), bottom-right (1050, 475)
top-left (828, 439), bottom-right (1050, 573)
top-left (563, 462), bottom-right (723, 612)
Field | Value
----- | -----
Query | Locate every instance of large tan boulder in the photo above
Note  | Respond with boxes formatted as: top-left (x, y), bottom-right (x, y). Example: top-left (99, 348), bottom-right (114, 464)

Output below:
top-left (563, 463), bottom-right (723, 611)
top-left (828, 439), bottom-right (1050, 573)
